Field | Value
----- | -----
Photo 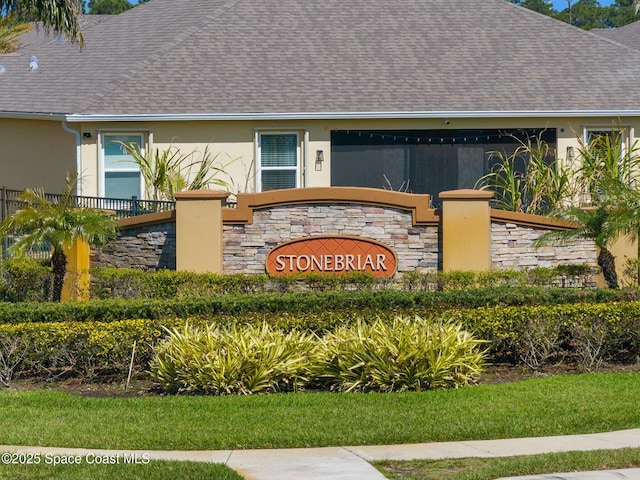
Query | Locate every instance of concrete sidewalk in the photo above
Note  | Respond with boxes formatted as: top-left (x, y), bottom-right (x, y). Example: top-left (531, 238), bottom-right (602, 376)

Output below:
top-left (1, 428), bottom-right (640, 479)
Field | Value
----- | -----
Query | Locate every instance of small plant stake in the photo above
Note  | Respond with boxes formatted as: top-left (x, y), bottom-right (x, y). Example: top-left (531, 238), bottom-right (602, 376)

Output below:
top-left (125, 340), bottom-right (137, 391)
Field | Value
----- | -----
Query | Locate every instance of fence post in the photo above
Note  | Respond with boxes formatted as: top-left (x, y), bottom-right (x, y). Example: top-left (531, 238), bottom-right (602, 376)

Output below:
top-left (1, 186), bottom-right (5, 222)
top-left (1, 187), bottom-right (6, 260)
top-left (440, 189), bottom-right (494, 272)
top-left (174, 190), bottom-right (230, 273)
top-left (131, 196), bottom-right (138, 216)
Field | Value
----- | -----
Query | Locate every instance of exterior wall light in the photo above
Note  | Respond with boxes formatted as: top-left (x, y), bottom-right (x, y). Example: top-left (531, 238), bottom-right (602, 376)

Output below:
top-left (566, 146), bottom-right (575, 162)
top-left (315, 150), bottom-right (324, 171)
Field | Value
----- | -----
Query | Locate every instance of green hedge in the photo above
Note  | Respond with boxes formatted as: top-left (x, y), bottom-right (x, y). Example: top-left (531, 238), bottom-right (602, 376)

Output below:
top-left (1, 301), bottom-right (640, 385)
top-left (449, 302), bottom-right (640, 369)
top-left (0, 319), bottom-right (177, 385)
top-left (0, 257), bottom-right (52, 302)
top-left (89, 266), bottom-right (598, 299)
top-left (0, 287), bottom-right (635, 324)
top-left (0, 260), bottom-right (602, 303)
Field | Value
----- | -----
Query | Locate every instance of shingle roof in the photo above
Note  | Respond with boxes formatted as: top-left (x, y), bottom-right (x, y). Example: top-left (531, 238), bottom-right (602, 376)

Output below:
top-left (592, 21), bottom-right (640, 51)
top-left (15, 16), bottom-right (113, 51)
top-left (2, 0), bottom-right (640, 116)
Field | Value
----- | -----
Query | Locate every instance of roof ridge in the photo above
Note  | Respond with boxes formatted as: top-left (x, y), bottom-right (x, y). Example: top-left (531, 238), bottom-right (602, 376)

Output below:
top-left (80, 0), bottom-right (245, 113)
top-left (506, 0), bottom-right (640, 56)
top-left (584, 26), bottom-right (640, 54)
top-left (590, 20), bottom-right (640, 53)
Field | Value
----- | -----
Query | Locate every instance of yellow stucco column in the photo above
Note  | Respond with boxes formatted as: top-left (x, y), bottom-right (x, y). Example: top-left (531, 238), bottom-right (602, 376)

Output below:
top-left (440, 189), bottom-right (494, 273)
top-left (599, 234), bottom-right (639, 288)
top-left (61, 238), bottom-right (91, 302)
top-left (174, 190), bottom-right (230, 273)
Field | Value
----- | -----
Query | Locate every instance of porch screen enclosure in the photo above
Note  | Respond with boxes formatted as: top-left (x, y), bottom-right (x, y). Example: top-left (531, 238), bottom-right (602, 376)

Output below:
top-left (331, 128), bottom-right (557, 206)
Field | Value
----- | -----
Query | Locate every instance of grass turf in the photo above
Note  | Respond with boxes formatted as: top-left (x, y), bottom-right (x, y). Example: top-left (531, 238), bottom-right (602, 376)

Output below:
top-left (0, 372), bottom-right (638, 450)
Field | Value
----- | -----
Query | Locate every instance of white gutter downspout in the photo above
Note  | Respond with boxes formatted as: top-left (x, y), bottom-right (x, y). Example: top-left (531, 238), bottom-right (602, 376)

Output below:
top-left (303, 130), bottom-right (309, 187)
top-left (62, 121), bottom-right (82, 196)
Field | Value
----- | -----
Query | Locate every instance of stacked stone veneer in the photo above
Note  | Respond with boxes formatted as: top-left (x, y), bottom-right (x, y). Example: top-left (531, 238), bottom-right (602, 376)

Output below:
top-left (223, 204), bottom-right (439, 275)
top-left (92, 222), bottom-right (176, 271)
top-left (492, 221), bottom-right (598, 270)
top-left (90, 202), bottom-right (603, 278)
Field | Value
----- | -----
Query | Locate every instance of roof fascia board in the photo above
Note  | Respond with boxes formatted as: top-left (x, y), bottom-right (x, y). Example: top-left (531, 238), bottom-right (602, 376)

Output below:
top-left (64, 110), bottom-right (640, 122)
top-left (0, 111), bottom-right (66, 121)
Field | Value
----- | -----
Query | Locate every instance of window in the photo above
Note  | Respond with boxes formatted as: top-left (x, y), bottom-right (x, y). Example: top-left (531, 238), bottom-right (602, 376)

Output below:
top-left (258, 133), bottom-right (300, 191)
top-left (585, 128), bottom-right (626, 158)
top-left (101, 134), bottom-right (143, 199)
top-left (582, 127), bottom-right (634, 200)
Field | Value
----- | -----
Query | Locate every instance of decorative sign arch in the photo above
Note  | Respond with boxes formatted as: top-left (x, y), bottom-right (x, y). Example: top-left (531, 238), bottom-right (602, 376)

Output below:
top-left (266, 236), bottom-right (398, 277)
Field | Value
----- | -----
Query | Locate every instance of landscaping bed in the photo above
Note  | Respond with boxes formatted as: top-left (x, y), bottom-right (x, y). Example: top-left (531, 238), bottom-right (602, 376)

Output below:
top-left (8, 360), bottom-right (640, 398)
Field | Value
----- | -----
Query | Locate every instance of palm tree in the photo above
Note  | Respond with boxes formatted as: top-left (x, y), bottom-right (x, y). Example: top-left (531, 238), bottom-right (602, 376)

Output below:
top-left (0, 171), bottom-right (119, 301)
top-left (537, 133), bottom-right (640, 289)
top-left (0, 0), bottom-right (83, 45)
top-left (538, 204), bottom-right (626, 288)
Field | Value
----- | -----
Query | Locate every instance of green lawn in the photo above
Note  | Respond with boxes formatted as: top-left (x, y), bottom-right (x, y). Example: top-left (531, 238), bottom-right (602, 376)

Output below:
top-left (0, 372), bottom-right (639, 450)
top-left (0, 459), bottom-right (243, 480)
top-left (376, 448), bottom-right (640, 480)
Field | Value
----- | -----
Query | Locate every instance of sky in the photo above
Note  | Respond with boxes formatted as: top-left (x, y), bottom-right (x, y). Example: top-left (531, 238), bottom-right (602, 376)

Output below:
top-left (551, 0), bottom-right (615, 8)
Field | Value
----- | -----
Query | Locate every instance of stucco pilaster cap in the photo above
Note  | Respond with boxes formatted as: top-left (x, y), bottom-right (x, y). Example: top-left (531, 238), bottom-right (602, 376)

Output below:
top-left (173, 190), bottom-right (230, 200)
top-left (439, 189), bottom-right (494, 200)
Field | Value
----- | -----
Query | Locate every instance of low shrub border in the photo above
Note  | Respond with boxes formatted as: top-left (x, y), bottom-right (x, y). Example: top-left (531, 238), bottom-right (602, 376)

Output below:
top-left (1, 301), bottom-right (640, 386)
top-left (451, 302), bottom-right (640, 368)
top-left (0, 260), bottom-right (603, 303)
top-left (0, 287), bottom-right (635, 324)
top-left (0, 319), bottom-right (178, 385)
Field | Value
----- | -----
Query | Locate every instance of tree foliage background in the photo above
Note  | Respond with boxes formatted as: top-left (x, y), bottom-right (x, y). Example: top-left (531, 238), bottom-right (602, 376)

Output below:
top-left (511, 0), bottom-right (639, 29)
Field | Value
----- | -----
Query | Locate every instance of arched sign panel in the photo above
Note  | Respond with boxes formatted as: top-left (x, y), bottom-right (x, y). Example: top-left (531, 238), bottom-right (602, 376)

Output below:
top-left (266, 236), bottom-right (397, 277)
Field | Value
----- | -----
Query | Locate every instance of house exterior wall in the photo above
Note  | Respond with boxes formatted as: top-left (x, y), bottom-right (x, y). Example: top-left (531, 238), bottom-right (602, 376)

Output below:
top-left (0, 118), bottom-right (76, 192)
top-left (70, 116), bottom-right (640, 198)
top-left (5, 115), bottom-right (637, 197)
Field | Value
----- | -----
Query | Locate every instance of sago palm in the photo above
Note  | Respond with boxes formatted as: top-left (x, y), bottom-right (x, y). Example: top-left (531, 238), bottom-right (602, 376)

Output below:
top-left (0, 171), bottom-right (119, 301)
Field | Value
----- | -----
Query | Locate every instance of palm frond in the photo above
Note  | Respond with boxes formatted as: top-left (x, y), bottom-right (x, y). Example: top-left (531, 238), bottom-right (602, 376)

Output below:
top-left (0, 0), bottom-right (83, 45)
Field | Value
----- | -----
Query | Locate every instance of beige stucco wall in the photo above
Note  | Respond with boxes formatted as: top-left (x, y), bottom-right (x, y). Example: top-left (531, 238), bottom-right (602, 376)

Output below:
top-left (0, 118), bottom-right (76, 191)
top-left (440, 189), bottom-right (493, 272)
top-left (174, 190), bottom-right (228, 273)
top-left (605, 234), bottom-right (639, 288)
top-left (5, 116), bottom-right (638, 197)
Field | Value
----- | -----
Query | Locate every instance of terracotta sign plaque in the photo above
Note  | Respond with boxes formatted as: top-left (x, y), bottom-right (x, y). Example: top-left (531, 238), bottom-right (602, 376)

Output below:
top-left (266, 236), bottom-right (397, 277)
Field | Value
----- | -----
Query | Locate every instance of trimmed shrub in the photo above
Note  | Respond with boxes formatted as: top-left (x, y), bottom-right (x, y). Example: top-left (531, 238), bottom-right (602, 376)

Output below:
top-left (450, 302), bottom-right (640, 369)
top-left (89, 266), bottom-right (600, 301)
top-left (0, 287), bottom-right (635, 325)
top-left (90, 268), bottom-right (272, 299)
top-left (150, 323), bottom-right (318, 395)
top-left (314, 316), bottom-right (487, 392)
top-left (0, 257), bottom-right (52, 302)
top-left (0, 319), bottom-right (170, 382)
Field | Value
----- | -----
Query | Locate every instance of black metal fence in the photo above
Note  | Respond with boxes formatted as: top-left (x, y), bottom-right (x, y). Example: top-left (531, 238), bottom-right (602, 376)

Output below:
top-left (0, 187), bottom-right (175, 222)
top-left (0, 187), bottom-right (176, 260)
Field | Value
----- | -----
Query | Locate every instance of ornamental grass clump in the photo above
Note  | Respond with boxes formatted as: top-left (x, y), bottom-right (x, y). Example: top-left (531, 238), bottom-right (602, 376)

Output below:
top-left (149, 323), bottom-right (318, 395)
top-left (314, 316), bottom-right (487, 392)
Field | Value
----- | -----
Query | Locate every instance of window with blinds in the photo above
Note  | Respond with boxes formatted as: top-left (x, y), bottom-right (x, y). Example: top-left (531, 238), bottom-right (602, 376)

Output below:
top-left (258, 133), bottom-right (300, 191)
top-left (102, 134), bottom-right (143, 199)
